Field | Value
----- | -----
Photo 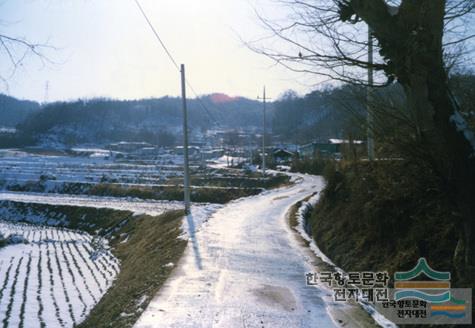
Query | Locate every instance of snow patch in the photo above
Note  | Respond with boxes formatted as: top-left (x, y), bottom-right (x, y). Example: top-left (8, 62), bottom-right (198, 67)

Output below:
top-left (294, 196), bottom-right (396, 328)
top-left (295, 193), bottom-right (336, 266)
top-left (180, 204), bottom-right (223, 240)
top-left (0, 192), bottom-right (183, 217)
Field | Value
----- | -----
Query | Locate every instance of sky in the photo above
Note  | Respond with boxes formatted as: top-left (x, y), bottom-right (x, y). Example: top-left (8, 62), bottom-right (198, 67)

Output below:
top-left (0, 0), bottom-right (320, 102)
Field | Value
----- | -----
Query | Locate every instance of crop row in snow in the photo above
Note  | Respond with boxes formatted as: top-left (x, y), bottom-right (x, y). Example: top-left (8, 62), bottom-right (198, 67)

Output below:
top-left (0, 221), bottom-right (119, 327)
top-left (0, 155), bottom-right (187, 187)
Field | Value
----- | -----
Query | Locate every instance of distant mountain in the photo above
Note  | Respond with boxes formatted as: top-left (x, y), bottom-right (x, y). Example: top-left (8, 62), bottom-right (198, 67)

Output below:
top-left (0, 87), bottom-right (368, 148)
top-left (199, 93), bottom-right (266, 127)
top-left (208, 93), bottom-right (241, 104)
top-left (0, 94), bottom-right (40, 127)
top-left (9, 94), bottom-right (266, 147)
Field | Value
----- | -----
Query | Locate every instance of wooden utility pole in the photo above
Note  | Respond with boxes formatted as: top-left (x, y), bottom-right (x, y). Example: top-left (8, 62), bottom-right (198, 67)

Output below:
top-left (44, 81), bottom-right (49, 105)
top-left (257, 86), bottom-right (271, 176)
top-left (180, 64), bottom-right (191, 214)
top-left (367, 27), bottom-right (375, 161)
top-left (262, 86), bottom-right (267, 176)
top-left (258, 87), bottom-right (270, 177)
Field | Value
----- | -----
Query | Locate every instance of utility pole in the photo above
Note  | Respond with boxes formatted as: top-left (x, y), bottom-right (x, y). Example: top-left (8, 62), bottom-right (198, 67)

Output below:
top-left (367, 27), bottom-right (375, 161)
top-left (258, 87), bottom-right (269, 176)
top-left (180, 64), bottom-right (191, 214)
top-left (262, 86), bottom-right (267, 176)
top-left (44, 81), bottom-right (49, 105)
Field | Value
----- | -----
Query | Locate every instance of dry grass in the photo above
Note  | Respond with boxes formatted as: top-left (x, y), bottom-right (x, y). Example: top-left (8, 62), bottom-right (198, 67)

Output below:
top-left (78, 210), bottom-right (187, 328)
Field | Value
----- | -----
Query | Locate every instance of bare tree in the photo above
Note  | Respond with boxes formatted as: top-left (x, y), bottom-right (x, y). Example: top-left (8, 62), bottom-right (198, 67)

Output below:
top-left (251, 0), bottom-right (475, 278)
top-left (0, 33), bottom-right (53, 90)
top-left (250, 0), bottom-right (474, 85)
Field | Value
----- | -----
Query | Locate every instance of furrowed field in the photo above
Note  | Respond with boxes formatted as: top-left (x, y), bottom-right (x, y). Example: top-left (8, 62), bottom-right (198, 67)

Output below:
top-left (0, 221), bottom-right (118, 327)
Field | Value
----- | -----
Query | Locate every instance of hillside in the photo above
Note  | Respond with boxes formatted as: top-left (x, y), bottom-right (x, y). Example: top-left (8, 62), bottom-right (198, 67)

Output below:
top-left (1, 86), bottom-right (364, 148)
top-left (9, 94), bottom-right (264, 147)
top-left (0, 94), bottom-right (40, 127)
top-left (0, 84), bottom-right (375, 149)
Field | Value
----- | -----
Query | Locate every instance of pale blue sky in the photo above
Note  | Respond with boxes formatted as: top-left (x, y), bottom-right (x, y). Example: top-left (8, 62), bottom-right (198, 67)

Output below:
top-left (0, 0), bottom-right (317, 102)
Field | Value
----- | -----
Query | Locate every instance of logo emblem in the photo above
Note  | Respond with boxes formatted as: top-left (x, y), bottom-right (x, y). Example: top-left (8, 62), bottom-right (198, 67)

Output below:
top-left (394, 258), bottom-right (466, 319)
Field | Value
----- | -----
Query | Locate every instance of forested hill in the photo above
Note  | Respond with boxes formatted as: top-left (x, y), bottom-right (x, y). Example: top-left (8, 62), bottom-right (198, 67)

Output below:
top-left (272, 86), bottom-right (365, 143)
top-left (20, 94), bottom-right (264, 130)
top-left (0, 94), bottom-right (40, 127)
top-left (1, 87), bottom-right (368, 147)
top-left (12, 94), bottom-right (264, 146)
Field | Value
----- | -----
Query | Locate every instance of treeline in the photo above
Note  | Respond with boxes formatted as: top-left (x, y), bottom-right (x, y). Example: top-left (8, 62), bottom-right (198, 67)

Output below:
top-left (17, 98), bottom-right (182, 146)
top-left (0, 94), bottom-right (40, 127)
top-left (272, 86), bottom-right (366, 144)
top-left (0, 94), bottom-right (264, 147)
top-left (272, 71), bottom-right (475, 150)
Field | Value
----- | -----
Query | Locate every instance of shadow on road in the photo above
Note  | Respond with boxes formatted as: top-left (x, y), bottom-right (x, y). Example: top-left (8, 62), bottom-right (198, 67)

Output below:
top-left (186, 213), bottom-right (203, 270)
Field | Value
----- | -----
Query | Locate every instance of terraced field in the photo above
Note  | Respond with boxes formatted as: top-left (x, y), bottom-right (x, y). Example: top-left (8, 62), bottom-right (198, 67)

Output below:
top-left (0, 221), bottom-right (119, 327)
top-left (0, 155), bottom-right (187, 186)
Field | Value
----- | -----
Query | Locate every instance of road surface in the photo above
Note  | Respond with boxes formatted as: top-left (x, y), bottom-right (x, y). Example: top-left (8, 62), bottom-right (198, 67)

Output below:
top-left (135, 174), bottom-right (376, 328)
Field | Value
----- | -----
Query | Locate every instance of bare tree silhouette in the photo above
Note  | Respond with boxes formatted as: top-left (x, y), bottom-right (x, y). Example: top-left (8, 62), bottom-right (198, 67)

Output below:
top-left (0, 32), bottom-right (54, 90)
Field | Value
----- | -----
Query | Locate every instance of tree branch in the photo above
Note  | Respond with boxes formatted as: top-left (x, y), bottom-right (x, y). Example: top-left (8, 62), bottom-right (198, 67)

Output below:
top-left (0, 33), bottom-right (55, 88)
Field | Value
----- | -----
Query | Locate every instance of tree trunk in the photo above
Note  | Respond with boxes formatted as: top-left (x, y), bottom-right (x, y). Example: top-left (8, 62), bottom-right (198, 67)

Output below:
top-left (399, 5), bottom-right (475, 275)
top-left (405, 59), bottom-right (475, 278)
top-left (351, 0), bottom-right (475, 278)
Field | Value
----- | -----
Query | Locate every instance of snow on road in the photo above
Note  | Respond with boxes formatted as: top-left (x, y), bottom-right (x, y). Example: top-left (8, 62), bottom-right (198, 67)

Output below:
top-left (135, 174), bottom-right (344, 328)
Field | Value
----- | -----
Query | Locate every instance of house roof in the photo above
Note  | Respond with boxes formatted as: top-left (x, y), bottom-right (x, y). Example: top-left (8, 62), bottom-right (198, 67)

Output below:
top-left (273, 149), bottom-right (294, 156)
top-left (328, 138), bottom-right (364, 144)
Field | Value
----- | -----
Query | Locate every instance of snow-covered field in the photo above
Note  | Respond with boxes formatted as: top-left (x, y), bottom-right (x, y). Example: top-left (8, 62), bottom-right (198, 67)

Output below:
top-left (0, 221), bottom-right (119, 327)
top-left (209, 155), bottom-right (248, 169)
top-left (0, 152), bottom-right (188, 187)
top-left (0, 152), bottom-right (267, 197)
top-left (0, 192), bottom-right (223, 239)
top-left (0, 192), bottom-right (183, 217)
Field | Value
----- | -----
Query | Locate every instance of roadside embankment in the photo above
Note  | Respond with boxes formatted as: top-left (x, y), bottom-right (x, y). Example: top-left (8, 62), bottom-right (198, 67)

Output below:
top-left (304, 160), bottom-right (472, 289)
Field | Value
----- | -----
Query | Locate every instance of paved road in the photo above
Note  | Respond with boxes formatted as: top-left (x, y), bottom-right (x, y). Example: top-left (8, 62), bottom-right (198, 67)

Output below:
top-left (135, 174), bottom-right (345, 328)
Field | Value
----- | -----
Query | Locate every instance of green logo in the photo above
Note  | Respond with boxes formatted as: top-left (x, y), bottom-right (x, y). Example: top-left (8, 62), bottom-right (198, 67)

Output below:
top-left (394, 258), bottom-right (466, 319)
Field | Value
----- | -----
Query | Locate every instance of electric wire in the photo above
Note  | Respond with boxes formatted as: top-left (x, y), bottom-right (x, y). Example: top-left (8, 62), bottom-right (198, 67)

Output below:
top-left (133, 0), bottom-right (220, 127)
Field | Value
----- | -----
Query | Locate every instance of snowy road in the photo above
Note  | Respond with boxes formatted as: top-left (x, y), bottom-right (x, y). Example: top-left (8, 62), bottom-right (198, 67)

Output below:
top-left (135, 174), bottom-right (349, 328)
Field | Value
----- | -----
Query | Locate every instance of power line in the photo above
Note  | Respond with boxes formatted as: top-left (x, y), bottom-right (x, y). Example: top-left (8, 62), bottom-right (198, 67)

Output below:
top-left (132, 0), bottom-right (220, 127)
top-left (186, 82), bottom-right (220, 126)
top-left (133, 0), bottom-right (179, 70)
